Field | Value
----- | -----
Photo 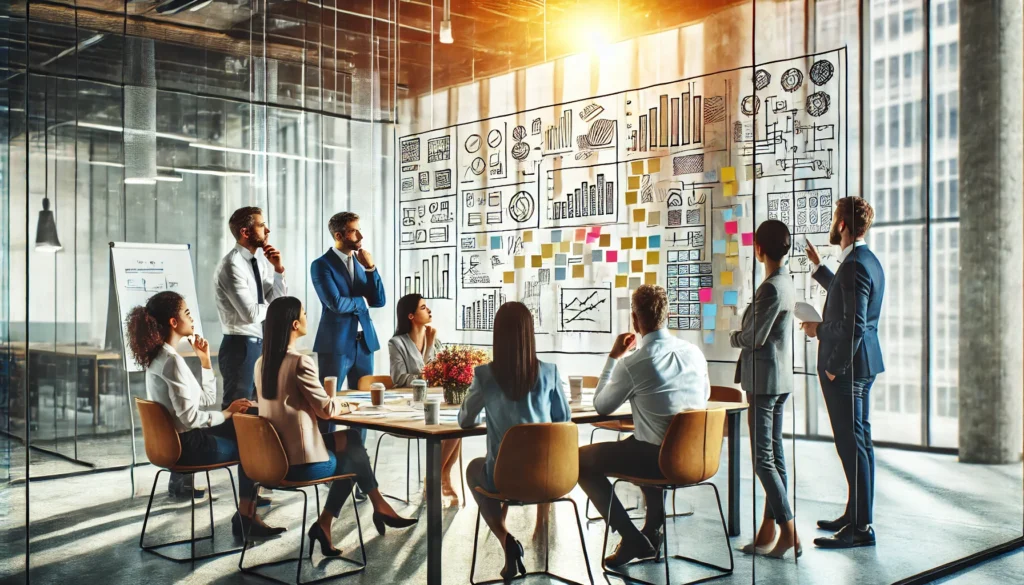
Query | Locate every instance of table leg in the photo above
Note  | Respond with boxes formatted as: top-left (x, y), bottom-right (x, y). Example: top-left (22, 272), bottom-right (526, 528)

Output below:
top-left (92, 357), bottom-right (99, 427)
top-left (426, 437), bottom-right (442, 585)
top-left (727, 411), bottom-right (741, 537)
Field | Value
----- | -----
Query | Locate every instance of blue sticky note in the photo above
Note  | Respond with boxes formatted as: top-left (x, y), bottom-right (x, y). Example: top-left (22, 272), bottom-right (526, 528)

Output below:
top-left (722, 209), bottom-right (734, 221)
top-left (555, 267), bottom-right (567, 281)
top-left (618, 262), bottom-right (628, 274)
top-left (703, 303), bottom-right (718, 318)
top-left (552, 230), bottom-right (563, 243)
top-left (734, 205), bottom-right (744, 217)
top-left (649, 235), bottom-right (661, 249)
top-left (490, 236), bottom-right (501, 250)
top-left (723, 291), bottom-right (739, 306)
top-left (703, 332), bottom-right (716, 344)
top-left (592, 250), bottom-right (604, 262)
top-left (556, 254), bottom-right (568, 266)
top-left (713, 240), bottom-right (727, 254)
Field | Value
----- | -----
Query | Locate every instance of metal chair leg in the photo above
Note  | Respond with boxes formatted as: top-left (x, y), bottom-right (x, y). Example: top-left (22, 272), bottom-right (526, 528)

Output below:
top-left (458, 444), bottom-right (466, 505)
top-left (205, 471), bottom-right (215, 540)
top-left (468, 507), bottom-right (483, 585)
top-left (189, 472), bottom-right (197, 564)
top-left (296, 489), bottom-right (308, 584)
top-left (567, 498), bottom-right (596, 585)
top-left (139, 469), bottom-right (164, 548)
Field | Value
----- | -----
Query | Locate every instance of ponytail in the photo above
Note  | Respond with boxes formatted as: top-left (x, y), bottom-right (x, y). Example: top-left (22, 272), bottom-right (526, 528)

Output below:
top-left (126, 291), bottom-right (184, 368)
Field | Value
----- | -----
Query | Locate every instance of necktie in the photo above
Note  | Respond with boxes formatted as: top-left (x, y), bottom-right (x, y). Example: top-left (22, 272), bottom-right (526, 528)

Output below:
top-left (250, 257), bottom-right (264, 304)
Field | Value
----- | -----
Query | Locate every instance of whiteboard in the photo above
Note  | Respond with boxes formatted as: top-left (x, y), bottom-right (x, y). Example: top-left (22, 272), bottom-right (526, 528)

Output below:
top-left (109, 242), bottom-right (204, 372)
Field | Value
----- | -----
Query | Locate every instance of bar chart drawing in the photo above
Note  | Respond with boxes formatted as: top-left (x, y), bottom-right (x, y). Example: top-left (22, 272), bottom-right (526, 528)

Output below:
top-left (545, 109), bottom-right (573, 153)
top-left (402, 252), bottom-right (452, 299)
top-left (545, 163), bottom-right (617, 227)
top-left (459, 289), bottom-right (507, 331)
top-left (628, 88), bottom-right (711, 152)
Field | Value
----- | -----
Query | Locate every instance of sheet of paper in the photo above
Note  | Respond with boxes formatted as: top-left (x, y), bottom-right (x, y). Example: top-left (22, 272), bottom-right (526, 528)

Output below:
top-left (795, 301), bottom-right (823, 322)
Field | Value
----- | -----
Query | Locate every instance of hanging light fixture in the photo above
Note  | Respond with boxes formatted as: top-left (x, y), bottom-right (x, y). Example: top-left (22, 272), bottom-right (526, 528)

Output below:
top-left (440, 0), bottom-right (453, 44)
top-left (36, 85), bottom-right (62, 252)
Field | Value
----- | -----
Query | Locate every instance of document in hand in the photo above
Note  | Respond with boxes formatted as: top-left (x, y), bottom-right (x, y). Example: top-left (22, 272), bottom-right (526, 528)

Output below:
top-left (794, 301), bottom-right (823, 323)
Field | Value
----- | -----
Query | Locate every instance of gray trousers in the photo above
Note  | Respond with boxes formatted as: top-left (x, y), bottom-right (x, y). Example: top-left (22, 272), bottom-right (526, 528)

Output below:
top-left (747, 392), bottom-right (794, 523)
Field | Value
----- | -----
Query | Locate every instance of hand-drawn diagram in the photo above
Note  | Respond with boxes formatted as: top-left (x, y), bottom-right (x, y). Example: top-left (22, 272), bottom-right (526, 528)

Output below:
top-left (545, 163), bottom-right (618, 227)
top-left (459, 288), bottom-right (507, 331)
top-left (401, 251), bottom-right (452, 299)
top-left (559, 287), bottom-right (612, 333)
top-left (400, 195), bottom-right (455, 249)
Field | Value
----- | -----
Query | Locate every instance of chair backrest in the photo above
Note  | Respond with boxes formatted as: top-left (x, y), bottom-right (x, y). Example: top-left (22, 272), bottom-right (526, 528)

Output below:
top-left (493, 422), bottom-right (579, 502)
top-left (232, 414), bottom-right (290, 487)
top-left (135, 398), bottom-right (182, 469)
top-left (658, 409), bottom-right (727, 485)
top-left (357, 374), bottom-right (394, 390)
top-left (710, 385), bottom-right (744, 403)
top-left (581, 376), bottom-right (599, 389)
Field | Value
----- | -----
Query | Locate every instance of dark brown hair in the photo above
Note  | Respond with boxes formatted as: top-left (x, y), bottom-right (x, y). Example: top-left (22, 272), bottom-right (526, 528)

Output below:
top-left (754, 219), bottom-right (792, 262)
top-left (328, 211), bottom-right (360, 241)
top-left (490, 302), bottom-right (538, 401)
top-left (395, 293), bottom-right (423, 336)
top-left (835, 197), bottom-right (875, 238)
top-left (632, 285), bottom-right (669, 332)
top-left (259, 296), bottom-right (303, 401)
top-left (229, 206), bottom-right (263, 241)
top-left (125, 291), bottom-right (184, 368)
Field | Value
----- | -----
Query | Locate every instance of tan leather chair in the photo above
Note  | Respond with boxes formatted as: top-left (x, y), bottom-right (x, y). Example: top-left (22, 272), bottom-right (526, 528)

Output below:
top-left (710, 385), bottom-right (744, 438)
top-left (135, 398), bottom-right (242, 563)
top-left (600, 409), bottom-right (733, 585)
top-left (233, 414), bottom-right (366, 584)
top-left (469, 422), bottom-right (594, 585)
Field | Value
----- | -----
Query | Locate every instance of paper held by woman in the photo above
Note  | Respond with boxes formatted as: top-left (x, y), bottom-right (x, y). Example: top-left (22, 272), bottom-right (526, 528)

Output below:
top-left (794, 301), bottom-right (822, 323)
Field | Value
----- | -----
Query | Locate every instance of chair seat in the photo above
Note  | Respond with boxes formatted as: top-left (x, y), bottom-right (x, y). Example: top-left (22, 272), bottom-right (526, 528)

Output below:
top-left (168, 461), bottom-right (240, 473)
top-left (607, 472), bottom-right (690, 489)
top-left (593, 420), bottom-right (635, 432)
top-left (472, 485), bottom-right (552, 505)
top-left (276, 472), bottom-right (358, 489)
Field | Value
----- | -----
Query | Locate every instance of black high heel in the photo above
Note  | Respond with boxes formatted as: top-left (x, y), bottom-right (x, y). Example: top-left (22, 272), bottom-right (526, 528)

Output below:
top-left (372, 511), bottom-right (418, 536)
top-left (500, 533), bottom-right (526, 582)
top-left (307, 523), bottom-right (342, 559)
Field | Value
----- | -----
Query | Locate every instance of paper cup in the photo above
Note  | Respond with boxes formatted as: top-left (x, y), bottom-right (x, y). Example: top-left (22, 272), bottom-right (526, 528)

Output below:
top-left (424, 398), bottom-right (441, 425)
top-left (569, 376), bottom-right (584, 401)
top-left (324, 376), bottom-right (338, 395)
top-left (411, 380), bottom-right (427, 403)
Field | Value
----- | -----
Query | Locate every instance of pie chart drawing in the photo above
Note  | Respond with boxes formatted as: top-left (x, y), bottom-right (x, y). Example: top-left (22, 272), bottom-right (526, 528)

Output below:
top-left (470, 157), bottom-right (486, 175)
top-left (465, 134), bottom-right (481, 153)
top-left (508, 191), bottom-right (535, 223)
top-left (487, 129), bottom-right (502, 148)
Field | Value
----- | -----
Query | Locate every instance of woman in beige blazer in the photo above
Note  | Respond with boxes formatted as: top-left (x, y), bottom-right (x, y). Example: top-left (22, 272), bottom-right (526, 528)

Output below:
top-left (256, 297), bottom-right (415, 558)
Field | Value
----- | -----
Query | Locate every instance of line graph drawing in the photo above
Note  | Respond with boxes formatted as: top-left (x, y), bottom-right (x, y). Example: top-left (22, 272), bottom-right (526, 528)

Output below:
top-left (558, 287), bottom-right (612, 333)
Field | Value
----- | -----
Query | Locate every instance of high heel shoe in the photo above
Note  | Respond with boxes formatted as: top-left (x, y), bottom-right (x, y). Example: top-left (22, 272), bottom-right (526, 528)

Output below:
top-left (372, 511), bottom-right (418, 536)
top-left (307, 523), bottom-right (342, 559)
top-left (500, 533), bottom-right (526, 582)
top-left (766, 543), bottom-right (803, 560)
top-left (232, 512), bottom-right (287, 540)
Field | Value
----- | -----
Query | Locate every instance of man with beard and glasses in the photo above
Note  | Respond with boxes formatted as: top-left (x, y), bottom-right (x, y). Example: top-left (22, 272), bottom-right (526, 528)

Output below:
top-left (801, 197), bottom-right (885, 549)
top-left (310, 212), bottom-right (385, 501)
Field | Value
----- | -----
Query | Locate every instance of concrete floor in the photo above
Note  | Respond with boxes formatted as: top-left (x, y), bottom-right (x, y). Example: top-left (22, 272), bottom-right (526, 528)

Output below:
top-left (1, 427), bottom-right (1021, 585)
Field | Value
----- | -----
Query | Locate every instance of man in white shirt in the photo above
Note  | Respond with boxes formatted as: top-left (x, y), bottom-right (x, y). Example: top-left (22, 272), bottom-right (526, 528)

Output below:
top-left (213, 206), bottom-right (287, 410)
top-left (577, 284), bottom-right (711, 568)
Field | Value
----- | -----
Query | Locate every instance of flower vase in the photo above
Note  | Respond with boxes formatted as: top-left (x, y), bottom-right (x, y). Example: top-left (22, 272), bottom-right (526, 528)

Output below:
top-left (444, 384), bottom-right (469, 405)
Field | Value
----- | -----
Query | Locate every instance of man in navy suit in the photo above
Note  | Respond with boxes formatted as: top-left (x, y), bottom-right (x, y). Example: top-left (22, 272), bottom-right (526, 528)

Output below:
top-left (802, 197), bottom-right (885, 549)
top-left (311, 211), bottom-right (385, 498)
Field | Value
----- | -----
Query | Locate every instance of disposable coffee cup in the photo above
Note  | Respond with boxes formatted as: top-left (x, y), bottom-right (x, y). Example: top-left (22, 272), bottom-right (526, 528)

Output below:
top-left (424, 398), bottom-right (441, 425)
top-left (411, 379), bottom-right (427, 403)
top-left (370, 382), bottom-right (386, 406)
top-left (324, 376), bottom-right (338, 395)
top-left (568, 376), bottom-right (584, 401)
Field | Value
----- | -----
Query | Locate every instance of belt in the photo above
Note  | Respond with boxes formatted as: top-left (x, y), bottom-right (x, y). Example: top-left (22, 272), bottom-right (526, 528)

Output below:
top-left (355, 331), bottom-right (364, 340)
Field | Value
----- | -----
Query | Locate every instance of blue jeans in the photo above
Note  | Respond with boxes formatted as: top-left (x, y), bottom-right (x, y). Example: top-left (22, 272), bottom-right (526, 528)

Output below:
top-left (746, 392), bottom-right (793, 522)
top-left (175, 418), bottom-right (254, 501)
top-left (219, 335), bottom-right (263, 409)
top-left (821, 374), bottom-right (876, 527)
top-left (285, 430), bottom-right (379, 517)
top-left (317, 334), bottom-right (373, 439)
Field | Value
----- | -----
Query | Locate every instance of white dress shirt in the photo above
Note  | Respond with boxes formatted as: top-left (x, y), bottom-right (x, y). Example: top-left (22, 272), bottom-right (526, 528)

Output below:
top-left (331, 248), bottom-right (375, 332)
top-left (214, 244), bottom-right (287, 338)
top-left (812, 239), bottom-right (867, 274)
top-left (146, 343), bottom-right (223, 433)
top-left (593, 328), bottom-right (711, 445)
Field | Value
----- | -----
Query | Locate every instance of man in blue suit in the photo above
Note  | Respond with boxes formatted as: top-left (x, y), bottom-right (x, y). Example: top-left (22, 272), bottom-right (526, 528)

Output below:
top-left (311, 211), bottom-right (385, 498)
top-left (802, 197), bottom-right (885, 549)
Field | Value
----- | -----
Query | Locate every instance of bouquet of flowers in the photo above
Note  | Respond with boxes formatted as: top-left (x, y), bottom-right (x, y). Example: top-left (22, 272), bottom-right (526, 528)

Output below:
top-left (421, 345), bottom-right (490, 405)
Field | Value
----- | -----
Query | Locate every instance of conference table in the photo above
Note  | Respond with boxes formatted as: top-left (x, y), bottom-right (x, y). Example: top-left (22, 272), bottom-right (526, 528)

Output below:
top-left (333, 391), bottom-right (747, 585)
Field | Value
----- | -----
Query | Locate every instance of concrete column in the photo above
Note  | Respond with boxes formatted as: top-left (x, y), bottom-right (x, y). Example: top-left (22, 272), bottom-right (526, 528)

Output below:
top-left (958, 0), bottom-right (1023, 464)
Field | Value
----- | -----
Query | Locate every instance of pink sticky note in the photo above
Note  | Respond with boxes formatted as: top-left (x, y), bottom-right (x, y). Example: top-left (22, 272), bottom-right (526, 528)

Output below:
top-left (586, 234), bottom-right (599, 244)
top-left (589, 225), bottom-right (602, 235)
top-left (606, 250), bottom-right (618, 263)
top-left (575, 228), bottom-right (586, 241)
top-left (699, 288), bottom-right (714, 303)
top-left (742, 232), bottom-right (754, 246)
top-left (724, 220), bottom-right (738, 235)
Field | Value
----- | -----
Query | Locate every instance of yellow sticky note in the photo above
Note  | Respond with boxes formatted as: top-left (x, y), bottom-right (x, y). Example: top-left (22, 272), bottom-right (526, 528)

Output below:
top-left (560, 240), bottom-right (571, 253)
top-left (723, 182), bottom-right (738, 197)
top-left (504, 271), bottom-right (515, 284)
top-left (647, 251), bottom-right (660, 265)
top-left (621, 237), bottom-right (634, 250)
top-left (626, 191), bottom-right (638, 205)
top-left (631, 260), bottom-right (644, 273)
top-left (542, 243), bottom-right (554, 258)
top-left (648, 158), bottom-right (661, 174)
top-left (633, 208), bottom-right (646, 223)
top-left (721, 271), bottom-right (734, 285)
top-left (523, 230), bottom-right (534, 243)
top-left (645, 272), bottom-right (657, 285)
top-left (600, 234), bottom-right (611, 247)
top-left (631, 160), bottom-right (645, 175)
top-left (637, 236), bottom-right (648, 250)
top-left (720, 166), bottom-right (736, 182)
top-left (726, 255), bottom-right (739, 266)
top-left (615, 275), bottom-right (628, 288)
top-left (531, 255), bottom-right (543, 268)
top-left (572, 264), bottom-right (585, 278)
top-left (477, 234), bottom-right (487, 247)
top-left (514, 255), bottom-right (526, 269)
top-left (727, 241), bottom-right (739, 256)
top-left (573, 243), bottom-right (584, 255)
top-left (627, 175), bottom-right (641, 190)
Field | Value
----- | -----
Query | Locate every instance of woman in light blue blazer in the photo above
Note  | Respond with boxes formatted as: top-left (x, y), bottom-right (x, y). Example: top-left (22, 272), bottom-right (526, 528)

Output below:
top-left (459, 302), bottom-right (570, 581)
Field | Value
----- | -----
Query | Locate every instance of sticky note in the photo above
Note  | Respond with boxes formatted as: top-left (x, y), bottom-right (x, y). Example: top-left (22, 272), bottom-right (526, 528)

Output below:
top-left (514, 255), bottom-right (526, 269)
top-left (723, 182), bottom-right (738, 197)
top-left (552, 230), bottom-right (563, 243)
top-left (573, 243), bottom-right (584, 255)
top-left (703, 331), bottom-right (716, 344)
top-left (648, 211), bottom-right (661, 226)
top-left (631, 260), bottom-right (643, 273)
top-left (575, 228), bottom-right (586, 242)
top-left (725, 220), bottom-right (739, 235)
top-left (626, 191), bottom-right (638, 205)
top-left (618, 262), bottom-right (628, 274)
top-left (724, 291), bottom-right (739, 306)
top-left (600, 234), bottom-right (611, 247)
top-left (722, 208), bottom-right (734, 221)
top-left (560, 241), bottom-right (571, 253)
top-left (648, 158), bottom-right (661, 174)
top-left (645, 272), bottom-right (658, 285)
top-left (720, 166), bottom-right (736, 182)
top-left (542, 243), bottom-right (554, 258)
top-left (647, 251), bottom-right (660, 265)
top-left (703, 303), bottom-right (718, 319)
top-left (616, 275), bottom-right (628, 288)
top-left (718, 316), bottom-right (731, 330)
top-left (556, 267), bottom-right (567, 281)
top-left (734, 204), bottom-right (744, 217)
top-left (633, 208), bottom-right (646, 223)
top-left (556, 254), bottom-right (567, 266)
top-left (649, 235), bottom-right (661, 248)
top-left (621, 237), bottom-right (634, 250)
top-left (727, 241), bottom-right (740, 256)
top-left (477, 234), bottom-right (487, 247)
top-left (726, 255), bottom-right (739, 267)
top-left (742, 232), bottom-right (755, 246)
top-left (631, 160), bottom-right (644, 175)
top-left (592, 250), bottom-right (603, 262)
top-left (606, 250), bottom-right (618, 263)
top-left (590, 225), bottom-right (602, 235)
top-left (504, 271), bottom-right (515, 284)
top-left (532, 255), bottom-right (543, 268)
top-left (713, 240), bottom-right (727, 254)
top-left (637, 236), bottom-right (648, 250)
top-left (523, 230), bottom-right (533, 243)
top-left (573, 265), bottom-right (585, 278)
top-left (628, 175), bottom-right (641, 190)
top-left (721, 271), bottom-right (734, 285)
top-left (628, 277), bottom-right (641, 289)
top-left (491, 236), bottom-right (502, 250)
top-left (586, 233), bottom-right (599, 245)
top-left (699, 288), bottom-right (713, 303)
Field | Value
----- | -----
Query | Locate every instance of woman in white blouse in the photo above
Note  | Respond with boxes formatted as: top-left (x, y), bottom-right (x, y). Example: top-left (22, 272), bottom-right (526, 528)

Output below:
top-left (127, 291), bottom-right (282, 539)
top-left (388, 294), bottom-right (461, 504)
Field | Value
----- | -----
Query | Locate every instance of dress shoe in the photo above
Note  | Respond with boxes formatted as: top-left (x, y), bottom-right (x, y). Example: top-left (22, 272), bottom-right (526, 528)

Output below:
top-left (642, 526), bottom-right (664, 561)
top-left (605, 533), bottom-right (656, 569)
top-left (232, 512), bottom-right (287, 539)
top-left (500, 533), bottom-right (526, 582)
top-left (372, 511), bottom-right (418, 536)
top-left (816, 516), bottom-right (849, 532)
top-left (167, 479), bottom-right (207, 501)
top-left (256, 495), bottom-right (272, 508)
top-left (814, 525), bottom-right (875, 549)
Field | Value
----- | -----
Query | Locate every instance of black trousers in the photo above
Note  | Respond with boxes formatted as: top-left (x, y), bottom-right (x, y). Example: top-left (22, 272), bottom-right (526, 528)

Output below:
top-left (821, 375), bottom-right (876, 527)
top-left (578, 436), bottom-right (665, 538)
top-left (219, 335), bottom-right (263, 410)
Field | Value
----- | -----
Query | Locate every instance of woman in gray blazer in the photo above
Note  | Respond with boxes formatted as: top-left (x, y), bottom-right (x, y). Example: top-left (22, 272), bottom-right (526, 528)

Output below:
top-left (730, 220), bottom-right (800, 559)
top-left (389, 293), bottom-right (462, 504)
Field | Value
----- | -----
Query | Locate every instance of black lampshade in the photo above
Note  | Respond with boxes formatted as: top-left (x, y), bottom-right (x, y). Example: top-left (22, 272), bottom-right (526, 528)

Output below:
top-left (35, 197), bottom-right (62, 253)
